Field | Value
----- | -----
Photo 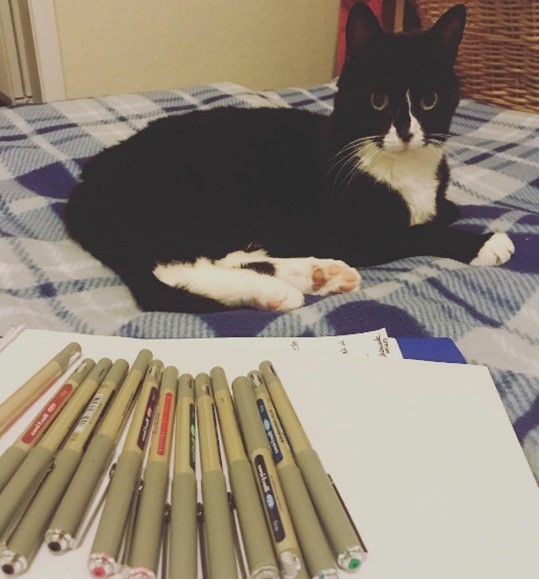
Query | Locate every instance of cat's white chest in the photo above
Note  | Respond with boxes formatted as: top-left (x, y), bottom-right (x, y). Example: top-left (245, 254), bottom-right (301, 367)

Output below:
top-left (357, 146), bottom-right (443, 226)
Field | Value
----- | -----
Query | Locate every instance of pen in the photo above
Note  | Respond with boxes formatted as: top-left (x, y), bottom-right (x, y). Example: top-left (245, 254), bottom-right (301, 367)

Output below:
top-left (126, 365), bottom-right (178, 579)
top-left (0, 342), bottom-right (82, 436)
top-left (45, 358), bottom-right (132, 553)
top-left (211, 367), bottom-right (279, 579)
top-left (0, 359), bottom-right (117, 576)
top-left (195, 372), bottom-right (238, 579)
top-left (0, 358), bottom-right (112, 545)
top-left (232, 375), bottom-right (305, 579)
top-left (249, 371), bottom-right (338, 579)
top-left (259, 361), bottom-right (367, 572)
top-left (88, 353), bottom-right (159, 579)
top-left (168, 373), bottom-right (198, 579)
top-left (0, 358), bottom-right (95, 492)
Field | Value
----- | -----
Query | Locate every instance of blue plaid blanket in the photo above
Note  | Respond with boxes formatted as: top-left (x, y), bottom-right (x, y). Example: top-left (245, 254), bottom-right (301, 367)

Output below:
top-left (0, 82), bottom-right (538, 478)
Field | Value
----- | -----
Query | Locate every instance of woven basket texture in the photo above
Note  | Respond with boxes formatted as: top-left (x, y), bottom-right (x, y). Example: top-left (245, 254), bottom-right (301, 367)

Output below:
top-left (414, 0), bottom-right (539, 113)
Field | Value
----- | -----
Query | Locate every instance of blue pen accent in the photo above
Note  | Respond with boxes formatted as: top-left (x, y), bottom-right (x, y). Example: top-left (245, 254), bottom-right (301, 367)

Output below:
top-left (257, 399), bottom-right (283, 463)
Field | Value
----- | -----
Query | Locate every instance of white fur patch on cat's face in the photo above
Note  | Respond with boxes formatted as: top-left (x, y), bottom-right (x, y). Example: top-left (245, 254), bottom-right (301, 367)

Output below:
top-left (356, 93), bottom-right (445, 226)
top-left (383, 92), bottom-right (425, 153)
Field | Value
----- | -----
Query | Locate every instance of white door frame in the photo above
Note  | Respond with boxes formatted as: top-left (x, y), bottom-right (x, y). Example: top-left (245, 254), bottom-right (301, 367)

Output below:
top-left (26, 0), bottom-right (66, 101)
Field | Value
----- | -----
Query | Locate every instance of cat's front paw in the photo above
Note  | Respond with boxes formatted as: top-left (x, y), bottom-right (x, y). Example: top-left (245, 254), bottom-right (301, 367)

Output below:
top-left (470, 233), bottom-right (515, 267)
top-left (251, 284), bottom-right (304, 312)
top-left (311, 259), bottom-right (361, 296)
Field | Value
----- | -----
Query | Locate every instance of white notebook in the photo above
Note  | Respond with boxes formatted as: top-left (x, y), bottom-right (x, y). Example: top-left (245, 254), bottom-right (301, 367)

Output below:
top-left (0, 329), bottom-right (538, 579)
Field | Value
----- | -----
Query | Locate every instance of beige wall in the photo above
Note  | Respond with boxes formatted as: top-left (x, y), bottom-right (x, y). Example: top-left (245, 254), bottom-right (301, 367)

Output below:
top-left (53, 0), bottom-right (341, 99)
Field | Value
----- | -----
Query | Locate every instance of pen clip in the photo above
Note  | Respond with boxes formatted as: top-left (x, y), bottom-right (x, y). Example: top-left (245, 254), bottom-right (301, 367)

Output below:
top-left (197, 502), bottom-right (209, 579)
top-left (119, 478), bottom-right (144, 566)
top-left (328, 473), bottom-right (368, 554)
top-left (72, 462), bottom-right (117, 549)
top-left (228, 492), bottom-right (248, 579)
top-left (161, 502), bottom-right (171, 579)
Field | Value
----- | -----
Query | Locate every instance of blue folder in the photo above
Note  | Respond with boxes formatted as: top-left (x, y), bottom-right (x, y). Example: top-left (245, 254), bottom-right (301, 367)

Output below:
top-left (396, 337), bottom-right (466, 364)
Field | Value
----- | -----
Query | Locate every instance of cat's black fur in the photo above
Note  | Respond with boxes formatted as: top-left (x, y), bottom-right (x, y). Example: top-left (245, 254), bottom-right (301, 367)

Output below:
top-left (65, 4), bottom-right (507, 313)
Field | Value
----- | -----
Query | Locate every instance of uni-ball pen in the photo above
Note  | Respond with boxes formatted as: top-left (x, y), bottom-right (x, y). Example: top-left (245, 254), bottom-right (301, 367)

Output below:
top-left (0, 342), bottom-right (82, 437)
top-left (259, 361), bottom-right (367, 572)
top-left (168, 373), bottom-right (198, 579)
top-left (0, 358), bottom-right (95, 492)
top-left (126, 365), bottom-right (178, 579)
top-left (0, 358), bottom-right (117, 576)
top-left (249, 371), bottom-right (338, 579)
top-left (45, 358), bottom-right (132, 553)
top-left (195, 372), bottom-right (238, 579)
top-left (88, 353), bottom-right (160, 579)
top-left (232, 375), bottom-right (305, 579)
top-left (211, 366), bottom-right (279, 579)
top-left (0, 358), bottom-right (112, 545)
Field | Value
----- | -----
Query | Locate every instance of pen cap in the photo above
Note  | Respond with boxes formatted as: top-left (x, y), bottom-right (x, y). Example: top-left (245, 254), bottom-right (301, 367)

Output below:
top-left (102, 359), bottom-right (130, 387)
top-left (132, 349), bottom-right (153, 373)
top-left (248, 370), bottom-right (269, 396)
top-left (53, 342), bottom-right (82, 369)
top-left (194, 372), bottom-right (212, 400)
top-left (161, 365), bottom-right (179, 391)
top-left (178, 373), bottom-right (194, 398)
top-left (209, 366), bottom-right (229, 393)
top-left (231, 376), bottom-right (270, 456)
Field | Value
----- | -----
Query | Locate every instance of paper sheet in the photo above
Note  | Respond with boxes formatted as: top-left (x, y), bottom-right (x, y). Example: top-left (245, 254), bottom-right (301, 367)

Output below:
top-left (0, 329), bottom-right (538, 579)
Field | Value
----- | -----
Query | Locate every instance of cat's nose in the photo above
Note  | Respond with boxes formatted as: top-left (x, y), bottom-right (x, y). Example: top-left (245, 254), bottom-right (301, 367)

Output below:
top-left (400, 130), bottom-right (414, 143)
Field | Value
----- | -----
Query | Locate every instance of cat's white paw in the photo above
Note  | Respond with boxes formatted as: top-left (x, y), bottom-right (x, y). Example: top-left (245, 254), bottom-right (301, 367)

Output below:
top-left (251, 283), bottom-right (304, 312)
top-left (310, 259), bottom-right (361, 296)
top-left (470, 233), bottom-right (515, 267)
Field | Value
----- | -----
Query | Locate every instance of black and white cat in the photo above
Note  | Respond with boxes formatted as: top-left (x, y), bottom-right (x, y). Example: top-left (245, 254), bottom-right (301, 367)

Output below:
top-left (65, 3), bottom-right (514, 313)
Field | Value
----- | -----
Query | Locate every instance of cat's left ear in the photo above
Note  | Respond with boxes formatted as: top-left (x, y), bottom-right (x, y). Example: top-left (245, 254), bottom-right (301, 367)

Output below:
top-left (430, 4), bottom-right (466, 64)
top-left (345, 2), bottom-right (383, 61)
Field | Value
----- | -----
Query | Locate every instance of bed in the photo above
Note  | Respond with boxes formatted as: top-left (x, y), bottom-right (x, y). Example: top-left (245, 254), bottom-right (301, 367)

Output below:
top-left (0, 81), bottom-right (538, 479)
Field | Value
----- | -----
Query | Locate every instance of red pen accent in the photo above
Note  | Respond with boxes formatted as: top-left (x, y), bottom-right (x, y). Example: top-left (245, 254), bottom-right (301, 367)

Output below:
top-left (157, 393), bottom-right (173, 456)
top-left (21, 383), bottom-right (74, 444)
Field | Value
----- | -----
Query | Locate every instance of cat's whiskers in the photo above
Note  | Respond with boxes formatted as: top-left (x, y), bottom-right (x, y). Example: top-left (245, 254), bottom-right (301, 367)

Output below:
top-left (323, 135), bottom-right (379, 175)
top-left (326, 136), bottom-right (382, 200)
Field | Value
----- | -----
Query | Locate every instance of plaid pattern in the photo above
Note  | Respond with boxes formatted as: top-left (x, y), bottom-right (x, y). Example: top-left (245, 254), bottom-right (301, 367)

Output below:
top-left (0, 82), bottom-right (538, 478)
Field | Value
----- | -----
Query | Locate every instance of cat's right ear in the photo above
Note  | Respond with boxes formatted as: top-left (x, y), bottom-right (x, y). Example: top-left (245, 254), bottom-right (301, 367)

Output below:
top-left (345, 2), bottom-right (383, 61)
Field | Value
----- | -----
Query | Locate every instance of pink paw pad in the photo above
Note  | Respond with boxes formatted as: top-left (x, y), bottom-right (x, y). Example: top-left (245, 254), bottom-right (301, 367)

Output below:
top-left (311, 260), bottom-right (361, 295)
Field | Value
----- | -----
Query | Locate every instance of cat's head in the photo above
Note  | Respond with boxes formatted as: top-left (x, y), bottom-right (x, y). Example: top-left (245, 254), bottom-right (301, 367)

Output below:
top-left (333, 3), bottom-right (466, 155)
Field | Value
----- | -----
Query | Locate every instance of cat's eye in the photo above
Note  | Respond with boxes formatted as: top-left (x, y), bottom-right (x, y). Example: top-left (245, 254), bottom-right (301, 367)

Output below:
top-left (420, 91), bottom-right (438, 111)
top-left (370, 92), bottom-right (389, 111)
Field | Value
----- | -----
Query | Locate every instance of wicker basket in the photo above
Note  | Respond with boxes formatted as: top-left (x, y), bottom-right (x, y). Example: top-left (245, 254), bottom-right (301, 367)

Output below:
top-left (413, 0), bottom-right (539, 113)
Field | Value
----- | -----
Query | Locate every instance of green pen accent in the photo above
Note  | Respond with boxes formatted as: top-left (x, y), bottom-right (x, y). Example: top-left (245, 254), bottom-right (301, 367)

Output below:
top-left (259, 361), bottom-right (367, 572)
top-left (88, 352), bottom-right (157, 578)
top-left (0, 358), bottom-right (112, 545)
top-left (45, 358), bottom-right (131, 553)
top-left (249, 370), bottom-right (338, 579)
top-left (211, 366), bottom-right (279, 579)
top-left (0, 358), bottom-right (95, 493)
top-left (168, 373), bottom-right (197, 579)
top-left (195, 372), bottom-right (238, 579)
top-left (232, 375), bottom-right (305, 579)
top-left (127, 365), bottom-right (178, 579)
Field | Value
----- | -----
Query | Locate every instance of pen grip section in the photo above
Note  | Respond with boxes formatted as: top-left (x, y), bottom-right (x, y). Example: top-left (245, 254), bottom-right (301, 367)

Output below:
top-left (228, 460), bottom-right (278, 577)
top-left (48, 434), bottom-right (115, 544)
top-left (0, 445), bottom-right (53, 537)
top-left (201, 470), bottom-right (238, 579)
top-left (128, 461), bottom-right (169, 574)
top-left (0, 446), bottom-right (27, 493)
top-left (169, 473), bottom-right (197, 579)
top-left (7, 447), bottom-right (83, 567)
top-left (278, 463), bottom-right (337, 578)
top-left (92, 449), bottom-right (143, 559)
top-left (295, 449), bottom-right (359, 562)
